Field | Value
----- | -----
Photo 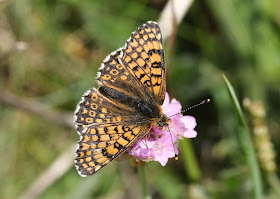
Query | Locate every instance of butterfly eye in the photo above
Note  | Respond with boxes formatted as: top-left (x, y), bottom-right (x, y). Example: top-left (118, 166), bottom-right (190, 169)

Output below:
top-left (157, 120), bottom-right (165, 128)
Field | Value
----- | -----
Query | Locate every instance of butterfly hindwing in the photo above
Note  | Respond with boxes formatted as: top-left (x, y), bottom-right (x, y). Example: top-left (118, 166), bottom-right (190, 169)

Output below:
top-left (75, 123), bottom-right (151, 176)
top-left (74, 89), bottom-right (153, 176)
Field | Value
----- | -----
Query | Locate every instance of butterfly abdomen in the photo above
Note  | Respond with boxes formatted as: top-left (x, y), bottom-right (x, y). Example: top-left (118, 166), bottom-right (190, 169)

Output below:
top-left (99, 86), bottom-right (135, 105)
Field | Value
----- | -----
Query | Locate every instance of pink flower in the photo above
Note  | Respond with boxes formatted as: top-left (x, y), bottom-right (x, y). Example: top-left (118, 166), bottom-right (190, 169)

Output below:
top-left (153, 133), bottom-right (178, 166)
top-left (129, 92), bottom-right (197, 166)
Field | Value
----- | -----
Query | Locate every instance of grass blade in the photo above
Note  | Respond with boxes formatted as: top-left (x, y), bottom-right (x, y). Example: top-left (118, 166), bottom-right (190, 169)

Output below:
top-left (180, 139), bottom-right (201, 182)
top-left (223, 74), bottom-right (263, 199)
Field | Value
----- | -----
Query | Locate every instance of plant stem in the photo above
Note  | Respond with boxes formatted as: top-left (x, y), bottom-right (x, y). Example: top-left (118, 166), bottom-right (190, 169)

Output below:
top-left (181, 139), bottom-right (201, 182)
top-left (138, 164), bottom-right (151, 199)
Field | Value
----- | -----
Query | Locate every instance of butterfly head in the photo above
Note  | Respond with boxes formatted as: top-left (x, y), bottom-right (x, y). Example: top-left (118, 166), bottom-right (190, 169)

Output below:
top-left (156, 113), bottom-right (170, 128)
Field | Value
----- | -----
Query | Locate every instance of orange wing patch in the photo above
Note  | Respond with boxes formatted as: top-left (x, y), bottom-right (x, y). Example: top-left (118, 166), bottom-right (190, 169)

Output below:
top-left (97, 50), bottom-right (148, 100)
top-left (120, 22), bottom-right (166, 105)
top-left (74, 89), bottom-right (135, 135)
top-left (75, 123), bottom-right (151, 176)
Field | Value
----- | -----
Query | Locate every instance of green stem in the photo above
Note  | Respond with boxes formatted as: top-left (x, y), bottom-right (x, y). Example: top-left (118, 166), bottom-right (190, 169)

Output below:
top-left (223, 74), bottom-right (263, 199)
top-left (138, 164), bottom-right (151, 199)
top-left (180, 139), bottom-right (201, 182)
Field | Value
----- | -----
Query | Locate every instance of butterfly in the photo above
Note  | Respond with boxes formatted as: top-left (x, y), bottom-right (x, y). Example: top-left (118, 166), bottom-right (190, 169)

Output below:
top-left (74, 21), bottom-right (169, 176)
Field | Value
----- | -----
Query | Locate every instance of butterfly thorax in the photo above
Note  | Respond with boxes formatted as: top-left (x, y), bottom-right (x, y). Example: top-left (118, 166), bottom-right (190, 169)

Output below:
top-left (98, 85), bottom-right (167, 125)
top-left (138, 101), bottom-right (169, 127)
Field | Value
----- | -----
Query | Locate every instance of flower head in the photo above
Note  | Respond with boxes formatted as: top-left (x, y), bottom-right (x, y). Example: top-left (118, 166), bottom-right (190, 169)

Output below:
top-left (129, 92), bottom-right (197, 166)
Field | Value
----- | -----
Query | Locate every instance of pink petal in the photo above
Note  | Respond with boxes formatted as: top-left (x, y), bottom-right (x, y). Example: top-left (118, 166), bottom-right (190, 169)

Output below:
top-left (180, 116), bottom-right (197, 138)
top-left (163, 99), bottom-right (182, 117)
top-left (161, 92), bottom-right (170, 109)
top-left (181, 116), bottom-right (197, 129)
top-left (184, 129), bottom-right (197, 138)
top-left (129, 139), bottom-right (155, 159)
top-left (157, 156), bottom-right (169, 166)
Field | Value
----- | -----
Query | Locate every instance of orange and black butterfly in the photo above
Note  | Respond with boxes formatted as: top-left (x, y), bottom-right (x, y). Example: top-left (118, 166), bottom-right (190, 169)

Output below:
top-left (74, 21), bottom-right (168, 176)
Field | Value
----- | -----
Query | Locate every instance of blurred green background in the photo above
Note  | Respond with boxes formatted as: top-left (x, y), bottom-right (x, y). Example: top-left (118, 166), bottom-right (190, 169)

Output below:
top-left (0, 0), bottom-right (279, 199)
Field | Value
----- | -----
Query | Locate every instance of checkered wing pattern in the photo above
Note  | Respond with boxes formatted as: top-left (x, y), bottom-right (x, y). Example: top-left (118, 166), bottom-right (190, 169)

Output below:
top-left (97, 50), bottom-right (146, 100)
top-left (97, 21), bottom-right (166, 105)
top-left (120, 21), bottom-right (166, 105)
top-left (74, 21), bottom-right (166, 176)
top-left (76, 122), bottom-right (151, 176)
top-left (74, 89), bottom-right (152, 176)
top-left (75, 89), bottom-right (134, 134)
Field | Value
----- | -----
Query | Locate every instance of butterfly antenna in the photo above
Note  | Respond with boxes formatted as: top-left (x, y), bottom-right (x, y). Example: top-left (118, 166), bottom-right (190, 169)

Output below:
top-left (167, 125), bottom-right (179, 160)
top-left (167, 99), bottom-right (210, 160)
top-left (168, 99), bottom-right (210, 119)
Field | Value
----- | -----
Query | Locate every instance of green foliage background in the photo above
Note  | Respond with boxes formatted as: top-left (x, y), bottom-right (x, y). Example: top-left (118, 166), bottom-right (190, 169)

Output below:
top-left (0, 0), bottom-right (279, 199)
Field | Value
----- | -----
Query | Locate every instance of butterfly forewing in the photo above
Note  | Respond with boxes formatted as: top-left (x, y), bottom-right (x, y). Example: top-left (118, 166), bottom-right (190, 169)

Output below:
top-left (97, 50), bottom-right (146, 99)
top-left (120, 21), bottom-right (166, 105)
